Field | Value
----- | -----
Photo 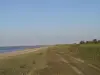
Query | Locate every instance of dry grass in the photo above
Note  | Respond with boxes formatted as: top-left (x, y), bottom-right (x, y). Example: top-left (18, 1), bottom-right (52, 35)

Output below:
top-left (0, 48), bottom-right (47, 75)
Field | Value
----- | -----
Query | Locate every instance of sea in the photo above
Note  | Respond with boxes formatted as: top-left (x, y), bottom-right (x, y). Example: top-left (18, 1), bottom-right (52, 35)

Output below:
top-left (0, 46), bottom-right (42, 53)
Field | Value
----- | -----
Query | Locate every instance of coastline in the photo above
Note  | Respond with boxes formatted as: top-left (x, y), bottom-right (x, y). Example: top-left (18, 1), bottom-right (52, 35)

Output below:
top-left (0, 47), bottom-right (47, 59)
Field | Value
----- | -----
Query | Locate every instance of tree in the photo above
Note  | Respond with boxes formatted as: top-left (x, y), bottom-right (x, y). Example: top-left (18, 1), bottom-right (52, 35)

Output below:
top-left (80, 41), bottom-right (85, 44)
top-left (93, 39), bottom-right (98, 44)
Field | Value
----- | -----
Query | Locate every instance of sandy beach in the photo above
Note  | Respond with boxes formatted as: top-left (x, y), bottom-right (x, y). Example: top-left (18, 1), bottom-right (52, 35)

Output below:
top-left (0, 47), bottom-right (47, 59)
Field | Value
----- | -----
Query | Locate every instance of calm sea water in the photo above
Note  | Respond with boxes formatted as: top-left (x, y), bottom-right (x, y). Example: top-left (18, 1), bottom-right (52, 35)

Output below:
top-left (0, 47), bottom-right (24, 53)
top-left (0, 46), bottom-right (41, 53)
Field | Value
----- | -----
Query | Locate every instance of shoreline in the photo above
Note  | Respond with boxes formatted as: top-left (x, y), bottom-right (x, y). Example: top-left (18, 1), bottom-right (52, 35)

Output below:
top-left (0, 47), bottom-right (47, 59)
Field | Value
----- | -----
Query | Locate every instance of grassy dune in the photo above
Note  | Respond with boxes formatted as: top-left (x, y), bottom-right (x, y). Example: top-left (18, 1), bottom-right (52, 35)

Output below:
top-left (74, 44), bottom-right (100, 65)
top-left (46, 44), bottom-right (100, 65)
top-left (0, 48), bottom-right (47, 75)
top-left (52, 44), bottom-right (100, 65)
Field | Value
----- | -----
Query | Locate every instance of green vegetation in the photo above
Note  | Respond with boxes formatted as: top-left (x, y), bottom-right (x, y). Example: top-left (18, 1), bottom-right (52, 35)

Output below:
top-left (47, 41), bottom-right (100, 66)
top-left (80, 39), bottom-right (100, 44)
top-left (66, 41), bottom-right (100, 65)
top-left (73, 44), bottom-right (100, 64)
top-left (0, 49), bottom-right (47, 75)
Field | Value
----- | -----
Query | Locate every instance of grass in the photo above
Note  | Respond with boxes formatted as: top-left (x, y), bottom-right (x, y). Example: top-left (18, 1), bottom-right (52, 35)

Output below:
top-left (65, 44), bottom-right (100, 65)
top-left (48, 44), bottom-right (70, 53)
top-left (47, 44), bottom-right (100, 65)
top-left (77, 44), bottom-right (100, 63)
top-left (0, 48), bottom-right (47, 75)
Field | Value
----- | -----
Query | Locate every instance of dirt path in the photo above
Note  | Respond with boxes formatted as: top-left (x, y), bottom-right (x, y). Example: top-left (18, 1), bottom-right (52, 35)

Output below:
top-left (57, 53), bottom-right (100, 75)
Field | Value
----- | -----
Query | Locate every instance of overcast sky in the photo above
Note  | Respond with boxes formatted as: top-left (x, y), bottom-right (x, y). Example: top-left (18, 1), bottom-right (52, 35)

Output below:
top-left (0, 0), bottom-right (100, 46)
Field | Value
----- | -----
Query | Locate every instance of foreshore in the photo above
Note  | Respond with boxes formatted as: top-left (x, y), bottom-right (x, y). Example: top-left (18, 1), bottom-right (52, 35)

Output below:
top-left (0, 47), bottom-right (47, 59)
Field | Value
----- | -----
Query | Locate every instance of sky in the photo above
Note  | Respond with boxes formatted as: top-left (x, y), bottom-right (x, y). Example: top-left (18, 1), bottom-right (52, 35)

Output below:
top-left (0, 0), bottom-right (100, 46)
